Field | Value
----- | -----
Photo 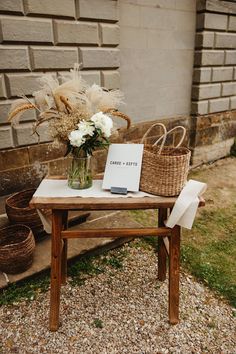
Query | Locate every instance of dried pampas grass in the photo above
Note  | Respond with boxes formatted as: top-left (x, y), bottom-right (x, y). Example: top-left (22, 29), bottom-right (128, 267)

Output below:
top-left (8, 63), bottom-right (130, 144)
top-left (84, 84), bottom-right (124, 115)
top-left (33, 74), bottom-right (59, 111)
top-left (8, 99), bottom-right (37, 126)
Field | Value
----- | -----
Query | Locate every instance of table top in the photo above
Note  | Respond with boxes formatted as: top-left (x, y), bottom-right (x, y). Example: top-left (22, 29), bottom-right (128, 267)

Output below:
top-left (30, 195), bottom-right (180, 210)
top-left (29, 176), bottom-right (205, 211)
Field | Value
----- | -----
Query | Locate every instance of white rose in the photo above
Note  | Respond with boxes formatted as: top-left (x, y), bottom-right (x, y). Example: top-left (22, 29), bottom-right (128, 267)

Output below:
top-left (91, 112), bottom-right (113, 138)
top-left (77, 120), bottom-right (95, 137)
top-left (68, 130), bottom-right (85, 147)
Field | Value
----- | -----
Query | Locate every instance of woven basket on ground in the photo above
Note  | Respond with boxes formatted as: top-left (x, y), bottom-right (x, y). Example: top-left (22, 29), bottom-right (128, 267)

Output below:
top-left (140, 123), bottom-right (191, 197)
top-left (5, 189), bottom-right (50, 240)
top-left (0, 224), bottom-right (35, 274)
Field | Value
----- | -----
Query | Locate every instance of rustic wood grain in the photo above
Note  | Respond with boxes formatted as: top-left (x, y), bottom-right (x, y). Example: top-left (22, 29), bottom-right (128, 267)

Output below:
top-left (49, 210), bottom-right (63, 332)
top-left (168, 225), bottom-right (181, 325)
top-left (61, 227), bottom-right (171, 239)
top-left (30, 196), bottom-right (178, 210)
top-left (158, 208), bottom-right (168, 281)
top-left (30, 195), bottom-right (205, 211)
top-left (61, 211), bottom-right (68, 285)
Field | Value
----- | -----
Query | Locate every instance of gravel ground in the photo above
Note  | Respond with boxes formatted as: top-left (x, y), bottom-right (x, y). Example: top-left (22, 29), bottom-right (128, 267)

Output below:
top-left (0, 241), bottom-right (235, 354)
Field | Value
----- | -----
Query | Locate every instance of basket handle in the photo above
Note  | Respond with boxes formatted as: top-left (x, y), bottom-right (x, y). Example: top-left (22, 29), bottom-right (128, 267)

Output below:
top-left (153, 125), bottom-right (186, 153)
top-left (140, 123), bottom-right (167, 153)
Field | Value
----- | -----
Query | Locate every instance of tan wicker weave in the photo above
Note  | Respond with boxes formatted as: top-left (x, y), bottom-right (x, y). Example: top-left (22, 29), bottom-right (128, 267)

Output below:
top-left (140, 123), bottom-right (191, 196)
top-left (5, 189), bottom-right (50, 240)
top-left (102, 108), bottom-right (131, 129)
top-left (0, 224), bottom-right (35, 274)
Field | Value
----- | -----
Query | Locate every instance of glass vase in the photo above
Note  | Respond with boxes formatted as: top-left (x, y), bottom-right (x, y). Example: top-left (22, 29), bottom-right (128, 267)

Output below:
top-left (68, 155), bottom-right (93, 189)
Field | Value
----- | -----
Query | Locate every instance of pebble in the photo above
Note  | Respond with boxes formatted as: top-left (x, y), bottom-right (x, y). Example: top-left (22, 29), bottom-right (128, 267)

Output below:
top-left (0, 243), bottom-right (235, 353)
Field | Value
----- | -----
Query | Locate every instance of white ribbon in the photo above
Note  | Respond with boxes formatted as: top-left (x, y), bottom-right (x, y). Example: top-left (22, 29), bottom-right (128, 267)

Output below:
top-left (165, 179), bottom-right (207, 229)
top-left (37, 209), bottom-right (52, 234)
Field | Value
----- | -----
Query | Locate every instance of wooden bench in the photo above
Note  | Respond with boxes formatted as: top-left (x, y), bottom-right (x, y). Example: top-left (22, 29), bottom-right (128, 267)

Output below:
top-left (30, 181), bottom-right (205, 331)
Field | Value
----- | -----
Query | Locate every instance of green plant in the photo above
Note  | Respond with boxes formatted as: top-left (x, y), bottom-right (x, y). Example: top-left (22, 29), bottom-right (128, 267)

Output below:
top-left (101, 249), bottom-right (127, 269)
top-left (129, 205), bottom-right (236, 308)
top-left (0, 272), bottom-right (50, 306)
top-left (93, 318), bottom-right (103, 329)
top-left (68, 255), bottom-right (104, 286)
top-left (0, 247), bottom-right (130, 306)
top-left (102, 256), bottom-right (123, 269)
top-left (181, 206), bottom-right (236, 308)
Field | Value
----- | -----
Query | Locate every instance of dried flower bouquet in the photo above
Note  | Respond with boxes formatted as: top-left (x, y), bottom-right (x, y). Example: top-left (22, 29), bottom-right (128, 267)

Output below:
top-left (8, 64), bottom-right (131, 156)
top-left (8, 64), bottom-right (131, 189)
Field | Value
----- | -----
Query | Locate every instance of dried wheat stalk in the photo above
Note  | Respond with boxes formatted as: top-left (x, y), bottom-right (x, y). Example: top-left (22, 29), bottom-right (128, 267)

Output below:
top-left (8, 103), bottom-right (36, 122)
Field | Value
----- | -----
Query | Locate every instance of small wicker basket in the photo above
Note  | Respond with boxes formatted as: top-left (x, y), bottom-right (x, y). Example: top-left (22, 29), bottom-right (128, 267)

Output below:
top-left (140, 123), bottom-right (191, 196)
top-left (0, 224), bottom-right (35, 274)
top-left (5, 189), bottom-right (50, 240)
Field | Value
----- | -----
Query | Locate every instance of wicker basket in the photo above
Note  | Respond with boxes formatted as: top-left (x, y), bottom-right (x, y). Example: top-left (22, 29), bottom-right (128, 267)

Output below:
top-left (5, 189), bottom-right (50, 240)
top-left (0, 224), bottom-right (35, 274)
top-left (140, 123), bottom-right (191, 196)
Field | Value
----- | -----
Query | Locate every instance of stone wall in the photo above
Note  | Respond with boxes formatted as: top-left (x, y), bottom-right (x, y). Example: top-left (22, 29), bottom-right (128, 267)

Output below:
top-left (0, 0), bottom-right (120, 151)
top-left (191, 0), bottom-right (236, 165)
top-left (192, 0), bottom-right (236, 114)
top-left (0, 0), bottom-right (121, 195)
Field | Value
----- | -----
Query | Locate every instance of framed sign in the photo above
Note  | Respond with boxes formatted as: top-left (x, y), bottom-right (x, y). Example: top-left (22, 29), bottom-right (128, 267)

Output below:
top-left (102, 143), bottom-right (144, 192)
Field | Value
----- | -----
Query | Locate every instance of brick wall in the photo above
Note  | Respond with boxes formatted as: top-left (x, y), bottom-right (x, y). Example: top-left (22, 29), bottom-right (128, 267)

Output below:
top-left (0, 0), bottom-right (122, 196)
top-left (192, 0), bottom-right (236, 114)
top-left (191, 0), bottom-right (236, 165)
top-left (0, 0), bottom-right (120, 151)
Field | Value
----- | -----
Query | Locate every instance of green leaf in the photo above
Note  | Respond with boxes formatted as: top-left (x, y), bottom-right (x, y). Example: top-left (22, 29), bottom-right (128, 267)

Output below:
top-left (64, 142), bottom-right (72, 157)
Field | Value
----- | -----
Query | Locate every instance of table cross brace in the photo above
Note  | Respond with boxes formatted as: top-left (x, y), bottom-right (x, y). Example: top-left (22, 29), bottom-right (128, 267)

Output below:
top-left (48, 208), bottom-right (180, 331)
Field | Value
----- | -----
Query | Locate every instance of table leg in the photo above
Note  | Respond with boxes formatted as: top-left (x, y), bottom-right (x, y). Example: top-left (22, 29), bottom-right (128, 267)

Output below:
top-left (50, 209), bottom-right (63, 331)
top-left (169, 225), bottom-right (181, 325)
top-left (158, 208), bottom-right (168, 281)
top-left (61, 211), bottom-right (68, 285)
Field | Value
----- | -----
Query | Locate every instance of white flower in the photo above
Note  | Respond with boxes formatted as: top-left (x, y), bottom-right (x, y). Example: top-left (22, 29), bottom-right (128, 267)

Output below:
top-left (68, 130), bottom-right (85, 147)
top-left (77, 120), bottom-right (95, 137)
top-left (91, 112), bottom-right (113, 138)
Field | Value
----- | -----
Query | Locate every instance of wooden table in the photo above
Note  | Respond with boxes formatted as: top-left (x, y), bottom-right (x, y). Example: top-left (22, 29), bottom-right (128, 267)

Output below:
top-left (30, 185), bottom-right (204, 332)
